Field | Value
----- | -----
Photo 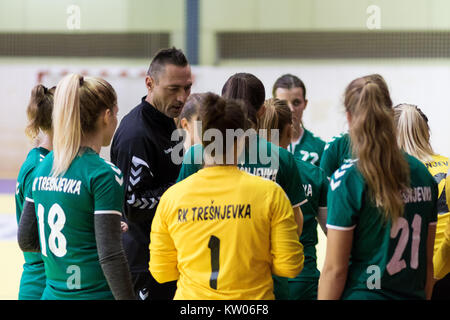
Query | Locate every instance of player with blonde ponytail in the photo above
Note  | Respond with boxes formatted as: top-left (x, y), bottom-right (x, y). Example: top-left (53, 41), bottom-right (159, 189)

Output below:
top-left (319, 74), bottom-right (438, 300)
top-left (18, 73), bottom-right (135, 300)
top-left (394, 103), bottom-right (449, 299)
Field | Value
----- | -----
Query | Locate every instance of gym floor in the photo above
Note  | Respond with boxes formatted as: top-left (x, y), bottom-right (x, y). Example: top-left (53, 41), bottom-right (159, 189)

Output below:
top-left (0, 180), bottom-right (23, 300)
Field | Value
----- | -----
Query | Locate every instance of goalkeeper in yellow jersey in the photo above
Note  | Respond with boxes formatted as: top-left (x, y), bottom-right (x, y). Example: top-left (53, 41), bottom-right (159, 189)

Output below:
top-left (393, 103), bottom-right (449, 299)
top-left (432, 168), bottom-right (450, 294)
top-left (149, 93), bottom-right (304, 300)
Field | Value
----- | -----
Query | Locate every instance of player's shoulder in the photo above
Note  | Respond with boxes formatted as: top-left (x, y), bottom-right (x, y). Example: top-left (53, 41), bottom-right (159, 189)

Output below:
top-left (181, 143), bottom-right (204, 168)
top-left (329, 159), bottom-right (360, 191)
top-left (406, 153), bottom-right (436, 183)
top-left (187, 143), bottom-right (204, 157)
top-left (81, 149), bottom-right (123, 179)
top-left (425, 154), bottom-right (449, 168)
top-left (161, 172), bottom-right (199, 204)
top-left (323, 132), bottom-right (348, 150)
top-left (114, 104), bottom-right (151, 142)
top-left (294, 156), bottom-right (327, 179)
top-left (27, 148), bottom-right (53, 176)
top-left (22, 147), bottom-right (48, 168)
top-left (294, 155), bottom-right (319, 170)
top-left (256, 136), bottom-right (295, 168)
top-left (434, 154), bottom-right (449, 162)
top-left (18, 149), bottom-right (38, 177)
top-left (240, 169), bottom-right (287, 201)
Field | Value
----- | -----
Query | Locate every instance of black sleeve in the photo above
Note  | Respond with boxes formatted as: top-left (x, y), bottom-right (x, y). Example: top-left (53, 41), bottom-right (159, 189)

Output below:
top-left (94, 213), bottom-right (136, 300)
top-left (17, 200), bottom-right (40, 252)
top-left (112, 138), bottom-right (172, 223)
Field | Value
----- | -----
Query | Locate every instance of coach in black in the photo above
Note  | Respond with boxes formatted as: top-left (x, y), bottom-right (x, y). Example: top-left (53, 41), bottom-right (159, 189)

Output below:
top-left (111, 48), bottom-right (192, 300)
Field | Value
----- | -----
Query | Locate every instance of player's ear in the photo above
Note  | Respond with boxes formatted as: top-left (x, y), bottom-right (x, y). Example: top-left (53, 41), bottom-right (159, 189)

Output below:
top-left (145, 75), bottom-right (154, 91)
top-left (304, 99), bottom-right (308, 109)
top-left (180, 118), bottom-right (188, 130)
top-left (102, 108), bottom-right (112, 126)
top-left (346, 111), bottom-right (352, 126)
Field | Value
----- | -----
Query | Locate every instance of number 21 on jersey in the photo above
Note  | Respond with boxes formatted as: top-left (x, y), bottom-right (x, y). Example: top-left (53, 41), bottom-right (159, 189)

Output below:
top-left (386, 214), bottom-right (421, 276)
top-left (37, 203), bottom-right (67, 257)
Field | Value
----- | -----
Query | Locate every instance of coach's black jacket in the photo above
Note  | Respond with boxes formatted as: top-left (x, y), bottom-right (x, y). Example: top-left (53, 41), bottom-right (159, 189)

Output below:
top-left (110, 96), bottom-right (182, 273)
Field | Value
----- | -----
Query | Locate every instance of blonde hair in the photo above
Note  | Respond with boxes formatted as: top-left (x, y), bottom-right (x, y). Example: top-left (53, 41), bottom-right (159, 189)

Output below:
top-left (52, 73), bottom-right (117, 177)
top-left (258, 98), bottom-right (292, 142)
top-left (25, 84), bottom-right (55, 140)
top-left (394, 104), bottom-right (434, 162)
top-left (345, 74), bottom-right (410, 223)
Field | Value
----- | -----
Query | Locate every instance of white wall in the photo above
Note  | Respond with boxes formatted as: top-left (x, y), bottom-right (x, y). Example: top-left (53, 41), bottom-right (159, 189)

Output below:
top-left (1, 60), bottom-right (450, 177)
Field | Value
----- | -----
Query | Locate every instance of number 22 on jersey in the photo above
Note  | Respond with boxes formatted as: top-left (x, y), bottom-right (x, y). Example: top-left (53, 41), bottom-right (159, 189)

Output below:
top-left (37, 203), bottom-right (67, 258)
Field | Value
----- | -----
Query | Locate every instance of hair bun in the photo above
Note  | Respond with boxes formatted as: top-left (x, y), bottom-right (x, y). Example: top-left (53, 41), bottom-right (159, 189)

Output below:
top-left (32, 84), bottom-right (48, 105)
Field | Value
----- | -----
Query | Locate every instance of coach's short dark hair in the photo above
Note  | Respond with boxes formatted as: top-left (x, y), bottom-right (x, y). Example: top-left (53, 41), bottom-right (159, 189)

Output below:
top-left (147, 47), bottom-right (189, 81)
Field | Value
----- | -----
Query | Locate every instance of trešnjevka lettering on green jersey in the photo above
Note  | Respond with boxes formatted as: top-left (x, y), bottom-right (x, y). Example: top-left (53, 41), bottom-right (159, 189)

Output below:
top-left (177, 203), bottom-right (251, 223)
top-left (33, 176), bottom-right (82, 195)
top-left (401, 187), bottom-right (432, 204)
top-left (239, 167), bottom-right (278, 182)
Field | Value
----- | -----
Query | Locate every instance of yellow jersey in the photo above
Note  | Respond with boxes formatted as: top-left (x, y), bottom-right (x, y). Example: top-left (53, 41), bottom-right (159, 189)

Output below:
top-left (433, 216), bottom-right (450, 279)
top-left (149, 165), bottom-right (304, 300)
top-left (433, 167), bottom-right (450, 279)
top-left (423, 154), bottom-right (449, 257)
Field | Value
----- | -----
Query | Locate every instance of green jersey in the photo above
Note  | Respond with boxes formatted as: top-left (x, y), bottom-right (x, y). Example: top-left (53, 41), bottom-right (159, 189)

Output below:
top-left (327, 154), bottom-right (438, 300)
top-left (16, 147), bottom-right (49, 263)
top-left (177, 134), bottom-right (307, 208)
top-left (15, 147), bottom-right (49, 299)
top-left (320, 132), bottom-right (352, 178)
top-left (288, 128), bottom-right (326, 166)
top-left (30, 147), bottom-right (125, 300)
top-left (289, 157), bottom-right (328, 282)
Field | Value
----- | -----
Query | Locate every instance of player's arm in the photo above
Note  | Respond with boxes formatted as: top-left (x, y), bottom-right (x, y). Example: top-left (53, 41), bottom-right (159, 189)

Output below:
top-left (317, 170), bottom-right (330, 235)
top-left (95, 213), bottom-right (136, 300)
top-left (319, 165), bottom-right (358, 299)
top-left (149, 196), bottom-right (179, 283)
top-left (293, 206), bottom-right (303, 237)
top-left (270, 187), bottom-right (304, 279)
top-left (318, 228), bottom-right (353, 300)
top-left (93, 168), bottom-right (135, 300)
top-left (434, 220), bottom-right (450, 280)
top-left (283, 152), bottom-right (307, 237)
top-left (425, 222), bottom-right (437, 299)
top-left (320, 139), bottom-right (339, 178)
top-left (17, 199), bottom-right (40, 252)
top-left (116, 138), bottom-right (173, 223)
top-left (317, 207), bottom-right (328, 235)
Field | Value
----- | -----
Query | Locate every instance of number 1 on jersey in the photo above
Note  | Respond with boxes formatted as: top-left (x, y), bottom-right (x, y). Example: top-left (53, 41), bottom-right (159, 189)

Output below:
top-left (208, 235), bottom-right (220, 290)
